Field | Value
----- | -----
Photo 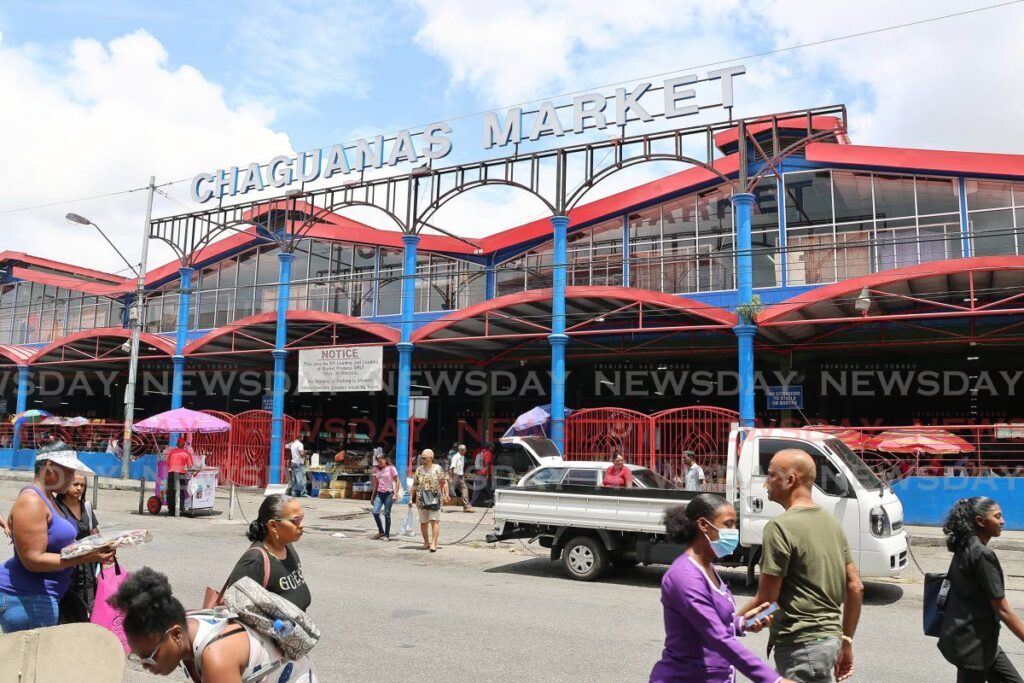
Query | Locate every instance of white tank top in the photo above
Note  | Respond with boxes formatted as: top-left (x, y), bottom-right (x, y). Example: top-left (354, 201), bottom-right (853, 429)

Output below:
top-left (189, 615), bottom-right (317, 682)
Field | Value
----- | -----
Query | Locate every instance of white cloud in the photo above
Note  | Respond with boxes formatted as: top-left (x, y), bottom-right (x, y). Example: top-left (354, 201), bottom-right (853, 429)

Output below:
top-left (0, 29), bottom-right (293, 272)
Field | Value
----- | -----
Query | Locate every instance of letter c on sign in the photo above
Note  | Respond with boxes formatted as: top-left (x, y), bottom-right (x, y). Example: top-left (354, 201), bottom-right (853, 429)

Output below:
top-left (191, 173), bottom-right (215, 203)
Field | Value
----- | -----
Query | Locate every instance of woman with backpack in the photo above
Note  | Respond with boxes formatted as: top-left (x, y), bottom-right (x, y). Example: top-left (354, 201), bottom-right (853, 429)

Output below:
top-left (110, 566), bottom-right (316, 681)
top-left (938, 497), bottom-right (1024, 682)
top-left (223, 495), bottom-right (311, 611)
top-left (55, 472), bottom-right (100, 622)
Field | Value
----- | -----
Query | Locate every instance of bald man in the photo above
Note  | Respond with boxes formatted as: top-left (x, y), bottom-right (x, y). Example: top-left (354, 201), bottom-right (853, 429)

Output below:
top-left (741, 449), bottom-right (863, 683)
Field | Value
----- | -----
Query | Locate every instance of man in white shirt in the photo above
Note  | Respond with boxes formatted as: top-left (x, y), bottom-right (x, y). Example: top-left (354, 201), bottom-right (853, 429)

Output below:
top-left (447, 444), bottom-right (475, 513)
top-left (683, 452), bottom-right (706, 492)
top-left (289, 437), bottom-right (309, 497)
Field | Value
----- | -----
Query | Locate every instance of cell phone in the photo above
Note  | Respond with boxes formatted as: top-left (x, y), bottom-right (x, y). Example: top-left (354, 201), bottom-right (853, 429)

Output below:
top-left (744, 601), bottom-right (779, 630)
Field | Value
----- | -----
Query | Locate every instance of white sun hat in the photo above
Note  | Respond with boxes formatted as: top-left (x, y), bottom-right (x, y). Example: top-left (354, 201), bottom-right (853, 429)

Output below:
top-left (35, 440), bottom-right (95, 474)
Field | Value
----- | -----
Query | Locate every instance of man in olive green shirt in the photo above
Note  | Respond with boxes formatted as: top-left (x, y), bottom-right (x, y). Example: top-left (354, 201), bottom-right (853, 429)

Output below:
top-left (741, 449), bottom-right (864, 683)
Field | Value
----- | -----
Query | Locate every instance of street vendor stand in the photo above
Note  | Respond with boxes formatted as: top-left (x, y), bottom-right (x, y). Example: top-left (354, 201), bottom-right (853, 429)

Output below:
top-left (133, 408), bottom-right (230, 517)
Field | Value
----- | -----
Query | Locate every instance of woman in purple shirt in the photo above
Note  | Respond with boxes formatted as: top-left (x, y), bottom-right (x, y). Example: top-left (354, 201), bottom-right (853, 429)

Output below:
top-left (651, 494), bottom-right (793, 683)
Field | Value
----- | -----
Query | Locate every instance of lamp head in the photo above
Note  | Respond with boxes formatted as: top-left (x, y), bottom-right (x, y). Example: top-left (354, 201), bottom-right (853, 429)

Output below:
top-left (65, 212), bottom-right (92, 226)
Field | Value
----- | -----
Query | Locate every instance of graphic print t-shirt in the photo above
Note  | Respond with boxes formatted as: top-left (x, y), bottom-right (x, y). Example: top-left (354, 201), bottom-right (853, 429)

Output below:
top-left (227, 543), bottom-right (311, 611)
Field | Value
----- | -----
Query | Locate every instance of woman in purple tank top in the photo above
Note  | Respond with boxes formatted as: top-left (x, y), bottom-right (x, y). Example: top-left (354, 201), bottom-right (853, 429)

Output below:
top-left (0, 441), bottom-right (116, 633)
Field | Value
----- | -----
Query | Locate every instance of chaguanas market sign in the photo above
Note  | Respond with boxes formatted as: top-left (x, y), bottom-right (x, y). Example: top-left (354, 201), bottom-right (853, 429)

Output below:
top-left (191, 66), bottom-right (745, 203)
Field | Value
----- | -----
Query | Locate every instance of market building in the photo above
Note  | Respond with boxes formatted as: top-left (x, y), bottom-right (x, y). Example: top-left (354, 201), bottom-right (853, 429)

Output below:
top-left (1, 104), bottom-right (1023, 490)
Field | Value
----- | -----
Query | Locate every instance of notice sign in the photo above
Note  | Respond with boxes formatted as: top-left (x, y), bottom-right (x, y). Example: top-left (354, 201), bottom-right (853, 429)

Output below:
top-left (298, 345), bottom-right (383, 393)
top-left (766, 385), bottom-right (803, 410)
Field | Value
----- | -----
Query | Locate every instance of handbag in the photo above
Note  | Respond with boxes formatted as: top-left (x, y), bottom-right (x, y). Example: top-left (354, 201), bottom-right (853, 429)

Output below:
top-left (923, 562), bottom-right (953, 637)
top-left (90, 558), bottom-right (130, 653)
top-left (203, 546), bottom-right (271, 609)
top-left (419, 489), bottom-right (441, 511)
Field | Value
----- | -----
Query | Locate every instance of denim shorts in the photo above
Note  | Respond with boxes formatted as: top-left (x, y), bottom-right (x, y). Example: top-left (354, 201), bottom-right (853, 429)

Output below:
top-left (0, 589), bottom-right (60, 633)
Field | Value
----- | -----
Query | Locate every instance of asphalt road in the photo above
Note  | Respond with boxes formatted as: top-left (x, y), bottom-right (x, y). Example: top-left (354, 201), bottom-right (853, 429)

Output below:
top-left (3, 479), bottom-right (1024, 682)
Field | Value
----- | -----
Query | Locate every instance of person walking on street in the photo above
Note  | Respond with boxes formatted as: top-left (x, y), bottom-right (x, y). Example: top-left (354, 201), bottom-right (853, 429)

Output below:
top-left (683, 452), bottom-right (706, 492)
top-left (55, 472), bottom-right (100, 622)
top-left (289, 437), bottom-right (309, 498)
top-left (938, 497), bottom-right (1024, 682)
top-left (0, 441), bottom-right (115, 633)
top-left (166, 437), bottom-right (193, 516)
top-left (471, 442), bottom-right (495, 508)
top-left (409, 449), bottom-right (448, 552)
top-left (651, 494), bottom-right (792, 683)
top-left (448, 444), bottom-right (475, 512)
top-left (371, 454), bottom-right (400, 540)
top-left (223, 494), bottom-right (310, 611)
top-left (740, 449), bottom-right (863, 683)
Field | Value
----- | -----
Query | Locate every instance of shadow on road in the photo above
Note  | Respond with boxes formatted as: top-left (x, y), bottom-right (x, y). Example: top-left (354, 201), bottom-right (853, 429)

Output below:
top-left (484, 557), bottom-right (665, 587)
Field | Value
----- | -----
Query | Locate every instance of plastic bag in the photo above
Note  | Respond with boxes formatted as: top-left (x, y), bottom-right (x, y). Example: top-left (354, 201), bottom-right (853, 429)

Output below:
top-left (91, 560), bottom-right (130, 653)
top-left (61, 529), bottom-right (153, 560)
top-left (398, 507), bottom-right (416, 536)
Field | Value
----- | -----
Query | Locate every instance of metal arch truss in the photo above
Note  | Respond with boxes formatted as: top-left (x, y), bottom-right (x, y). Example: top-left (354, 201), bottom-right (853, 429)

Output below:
top-left (148, 104), bottom-right (848, 260)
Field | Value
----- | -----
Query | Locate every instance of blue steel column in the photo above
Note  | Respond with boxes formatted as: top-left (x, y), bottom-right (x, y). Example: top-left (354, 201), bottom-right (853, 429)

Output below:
top-left (732, 192), bottom-right (756, 428)
top-left (395, 234), bottom-right (419, 496)
top-left (548, 215), bottom-right (570, 453)
top-left (268, 252), bottom-right (294, 486)
top-left (484, 264), bottom-right (496, 300)
top-left (621, 214), bottom-right (630, 287)
top-left (170, 267), bottom-right (194, 409)
top-left (12, 365), bottom-right (30, 451)
top-left (958, 177), bottom-right (972, 258)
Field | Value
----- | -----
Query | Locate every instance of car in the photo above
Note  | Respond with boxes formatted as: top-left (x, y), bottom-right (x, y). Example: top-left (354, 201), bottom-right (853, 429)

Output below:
top-left (516, 460), bottom-right (679, 490)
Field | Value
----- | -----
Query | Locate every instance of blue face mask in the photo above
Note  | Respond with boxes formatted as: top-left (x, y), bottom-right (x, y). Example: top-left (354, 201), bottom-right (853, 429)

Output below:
top-left (704, 522), bottom-right (740, 558)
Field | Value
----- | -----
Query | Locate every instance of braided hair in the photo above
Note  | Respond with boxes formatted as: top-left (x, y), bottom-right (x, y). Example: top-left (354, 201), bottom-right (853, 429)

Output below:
top-left (247, 493), bottom-right (293, 542)
top-left (942, 496), bottom-right (998, 552)
top-left (663, 494), bottom-right (731, 545)
top-left (107, 566), bottom-right (186, 637)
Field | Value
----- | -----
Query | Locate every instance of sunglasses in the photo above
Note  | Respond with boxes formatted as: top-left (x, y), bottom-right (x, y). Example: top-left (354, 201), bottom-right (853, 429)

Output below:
top-left (274, 514), bottom-right (305, 526)
top-left (129, 627), bottom-right (175, 667)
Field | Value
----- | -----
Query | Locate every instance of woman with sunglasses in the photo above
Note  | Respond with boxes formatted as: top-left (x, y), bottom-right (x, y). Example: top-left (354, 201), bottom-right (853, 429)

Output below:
top-left (110, 566), bottom-right (316, 681)
top-left (224, 494), bottom-right (311, 611)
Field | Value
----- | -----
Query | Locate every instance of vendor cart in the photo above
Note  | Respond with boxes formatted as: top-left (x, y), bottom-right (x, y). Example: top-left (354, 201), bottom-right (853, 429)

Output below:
top-left (133, 408), bottom-right (230, 517)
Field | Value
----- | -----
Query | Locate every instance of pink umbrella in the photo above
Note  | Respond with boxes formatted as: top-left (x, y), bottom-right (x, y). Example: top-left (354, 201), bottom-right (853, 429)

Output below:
top-left (133, 408), bottom-right (231, 434)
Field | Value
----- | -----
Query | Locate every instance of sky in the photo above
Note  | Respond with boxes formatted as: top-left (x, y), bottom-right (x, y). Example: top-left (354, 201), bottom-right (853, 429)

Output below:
top-left (0, 0), bottom-right (1022, 274)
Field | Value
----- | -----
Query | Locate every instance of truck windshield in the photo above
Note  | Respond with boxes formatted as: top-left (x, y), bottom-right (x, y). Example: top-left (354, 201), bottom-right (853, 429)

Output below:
top-left (824, 438), bottom-right (882, 490)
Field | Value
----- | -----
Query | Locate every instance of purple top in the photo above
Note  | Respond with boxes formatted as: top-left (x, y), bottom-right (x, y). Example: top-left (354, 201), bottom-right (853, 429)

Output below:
top-left (650, 554), bottom-right (780, 683)
top-left (0, 487), bottom-right (77, 599)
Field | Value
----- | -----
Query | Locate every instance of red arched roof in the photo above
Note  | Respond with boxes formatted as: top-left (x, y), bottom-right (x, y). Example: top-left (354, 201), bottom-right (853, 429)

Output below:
top-left (28, 327), bottom-right (176, 365)
top-left (760, 256), bottom-right (1024, 325)
top-left (185, 310), bottom-right (399, 356)
top-left (0, 344), bottom-right (34, 366)
top-left (412, 286), bottom-right (736, 343)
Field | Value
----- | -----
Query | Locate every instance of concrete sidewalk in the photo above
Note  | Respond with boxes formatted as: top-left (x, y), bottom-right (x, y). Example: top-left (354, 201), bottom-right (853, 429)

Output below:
top-left (907, 524), bottom-right (1024, 551)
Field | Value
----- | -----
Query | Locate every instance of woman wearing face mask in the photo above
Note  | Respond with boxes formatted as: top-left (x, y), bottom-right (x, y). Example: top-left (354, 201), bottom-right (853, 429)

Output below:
top-left (650, 494), bottom-right (793, 683)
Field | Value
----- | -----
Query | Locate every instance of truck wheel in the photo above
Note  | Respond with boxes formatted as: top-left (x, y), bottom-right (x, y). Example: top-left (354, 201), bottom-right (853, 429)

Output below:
top-left (563, 536), bottom-right (608, 581)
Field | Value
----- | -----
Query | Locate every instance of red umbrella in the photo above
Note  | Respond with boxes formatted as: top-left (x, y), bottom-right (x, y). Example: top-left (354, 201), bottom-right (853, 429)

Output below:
top-left (867, 430), bottom-right (972, 454)
top-left (813, 427), bottom-right (871, 450)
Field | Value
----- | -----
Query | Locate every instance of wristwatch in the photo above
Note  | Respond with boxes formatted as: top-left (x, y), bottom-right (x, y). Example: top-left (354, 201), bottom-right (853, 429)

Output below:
top-left (840, 635), bottom-right (853, 645)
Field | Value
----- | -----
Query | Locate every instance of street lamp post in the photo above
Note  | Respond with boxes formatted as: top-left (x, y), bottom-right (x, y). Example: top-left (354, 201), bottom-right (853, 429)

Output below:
top-left (65, 175), bottom-right (155, 479)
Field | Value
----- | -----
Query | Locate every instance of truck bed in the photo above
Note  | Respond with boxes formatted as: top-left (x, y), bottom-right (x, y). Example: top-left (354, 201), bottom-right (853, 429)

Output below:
top-left (492, 484), bottom-right (698, 536)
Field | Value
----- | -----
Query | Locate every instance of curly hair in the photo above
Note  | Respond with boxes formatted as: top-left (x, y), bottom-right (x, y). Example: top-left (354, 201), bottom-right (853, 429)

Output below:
top-left (107, 566), bottom-right (186, 637)
top-left (247, 493), bottom-right (293, 542)
top-left (663, 494), bottom-right (731, 545)
top-left (942, 496), bottom-right (997, 552)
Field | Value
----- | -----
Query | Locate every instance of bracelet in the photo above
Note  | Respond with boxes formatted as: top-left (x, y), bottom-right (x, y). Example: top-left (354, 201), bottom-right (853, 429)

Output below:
top-left (840, 635), bottom-right (853, 645)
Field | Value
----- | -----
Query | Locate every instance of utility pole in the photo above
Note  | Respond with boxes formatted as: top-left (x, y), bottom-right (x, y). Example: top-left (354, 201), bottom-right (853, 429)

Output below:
top-left (121, 176), bottom-right (155, 479)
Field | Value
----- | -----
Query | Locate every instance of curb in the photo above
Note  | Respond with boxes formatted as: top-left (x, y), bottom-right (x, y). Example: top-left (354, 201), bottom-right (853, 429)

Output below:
top-left (909, 532), bottom-right (1024, 552)
top-left (0, 470), bottom-right (144, 492)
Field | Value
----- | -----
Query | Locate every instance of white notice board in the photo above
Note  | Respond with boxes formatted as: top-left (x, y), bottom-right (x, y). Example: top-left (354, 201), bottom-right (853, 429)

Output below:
top-left (297, 346), bottom-right (383, 393)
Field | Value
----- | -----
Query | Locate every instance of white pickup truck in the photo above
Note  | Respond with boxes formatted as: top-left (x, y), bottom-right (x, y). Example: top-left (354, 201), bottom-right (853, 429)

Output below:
top-left (486, 427), bottom-right (909, 581)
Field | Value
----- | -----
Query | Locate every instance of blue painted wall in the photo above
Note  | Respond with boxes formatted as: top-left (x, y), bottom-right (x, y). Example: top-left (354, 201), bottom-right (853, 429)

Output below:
top-left (892, 477), bottom-right (1024, 530)
top-left (0, 449), bottom-right (161, 481)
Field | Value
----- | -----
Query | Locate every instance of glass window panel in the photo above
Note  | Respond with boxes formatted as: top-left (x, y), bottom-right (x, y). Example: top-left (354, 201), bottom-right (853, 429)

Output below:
top-left (496, 258), bottom-right (525, 297)
top-left (832, 171), bottom-right (874, 222)
top-left (144, 295), bottom-right (162, 333)
top-left (198, 264), bottom-right (218, 291)
top-left (526, 246), bottom-right (553, 289)
top-left (663, 198), bottom-right (697, 239)
top-left (379, 247), bottom-right (402, 270)
top-left (95, 300), bottom-right (110, 328)
top-left (79, 302), bottom-right (96, 334)
top-left (254, 285), bottom-right (277, 314)
top-left (309, 240), bottom-right (331, 280)
top-left (970, 209), bottom-right (1017, 256)
top-left (918, 214), bottom-right (962, 261)
top-left (698, 188), bottom-right (735, 235)
top-left (332, 244), bottom-right (352, 276)
top-left (256, 246), bottom-right (280, 285)
top-left (162, 294), bottom-right (179, 332)
top-left (751, 228), bottom-right (778, 288)
top-left (874, 218), bottom-right (921, 271)
top-left (291, 240), bottom-right (311, 282)
top-left (628, 207), bottom-right (661, 241)
top-left (429, 261), bottom-right (456, 311)
top-left (376, 270), bottom-right (401, 316)
top-left (567, 230), bottom-right (590, 286)
top-left (966, 180), bottom-right (1013, 211)
top-left (236, 250), bottom-right (258, 288)
top-left (215, 289), bottom-right (234, 326)
top-left (697, 234), bottom-right (735, 291)
top-left (915, 177), bottom-right (959, 216)
top-left (873, 174), bottom-right (916, 220)
top-left (836, 230), bottom-right (872, 280)
top-left (784, 171), bottom-right (831, 229)
top-left (787, 233), bottom-right (836, 285)
top-left (197, 289), bottom-right (216, 328)
top-left (751, 178), bottom-right (779, 230)
top-left (663, 236), bottom-right (698, 293)
top-left (354, 245), bottom-right (376, 270)
top-left (629, 243), bottom-right (661, 291)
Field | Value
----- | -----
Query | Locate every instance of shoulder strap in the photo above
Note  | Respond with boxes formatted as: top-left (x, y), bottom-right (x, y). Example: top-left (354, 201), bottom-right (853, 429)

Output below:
top-left (255, 546), bottom-right (271, 588)
top-left (192, 618), bottom-right (246, 680)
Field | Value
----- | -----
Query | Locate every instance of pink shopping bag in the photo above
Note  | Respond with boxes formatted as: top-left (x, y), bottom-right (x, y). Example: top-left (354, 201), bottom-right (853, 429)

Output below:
top-left (90, 560), bottom-right (130, 653)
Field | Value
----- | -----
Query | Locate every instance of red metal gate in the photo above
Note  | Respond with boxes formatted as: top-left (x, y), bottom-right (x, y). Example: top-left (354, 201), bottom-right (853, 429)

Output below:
top-left (653, 406), bottom-right (738, 488)
top-left (565, 408), bottom-right (653, 467)
top-left (194, 410), bottom-right (233, 479)
top-left (188, 410), bottom-right (303, 488)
